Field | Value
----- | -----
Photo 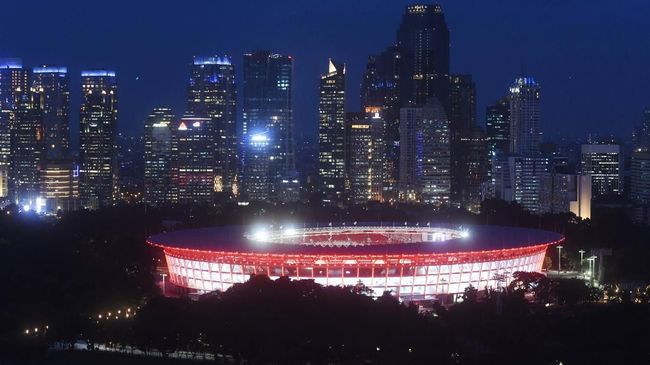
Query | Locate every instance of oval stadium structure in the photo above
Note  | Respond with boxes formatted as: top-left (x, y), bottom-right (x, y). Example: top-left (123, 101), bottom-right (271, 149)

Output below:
top-left (148, 224), bottom-right (563, 301)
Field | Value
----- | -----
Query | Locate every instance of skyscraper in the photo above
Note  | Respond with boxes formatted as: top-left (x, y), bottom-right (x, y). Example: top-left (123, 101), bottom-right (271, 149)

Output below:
top-left (396, 3), bottom-right (450, 110)
top-left (459, 127), bottom-right (488, 212)
top-left (79, 70), bottom-right (118, 209)
top-left (399, 98), bottom-right (450, 205)
top-left (631, 151), bottom-right (650, 205)
top-left (347, 107), bottom-right (385, 204)
top-left (493, 155), bottom-right (552, 213)
top-left (508, 77), bottom-right (541, 155)
top-left (0, 58), bottom-right (28, 201)
top-left (581, 143), bottom-right (623, 197)
top-left (0, 110), bottom-right (11, 199)
top-left (171, 116), bottom-right (214, 204)
top-left (11, 90), bottom-right (45, 206)
top-left (0, 58), bottom-right (28, 110)
top-left (318, 59), bottom-right (346, 205)
top-left (31, 66), bottom-right (70, 160)
top-left (242, 51), bottom-right (294, 202)
top-left (242, 132), bottom-right (271, 202)
top-left (187, 56), bottom-right (237, 195)
top-left (633, 108), bottom-right (650, 152)
top-left (144, 108), bottom-right (174, 206)
top-left (448, 74), bottom-right (479, 208)
top-left (486, 97), bottom-right (510, 156)
top-left (360, 47), bottom-right (400, 200)
top-left (398, 107), bottom-right (423, 202)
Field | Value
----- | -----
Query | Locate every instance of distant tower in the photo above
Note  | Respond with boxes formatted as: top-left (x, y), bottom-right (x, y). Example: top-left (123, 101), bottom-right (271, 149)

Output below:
top-left (32, 66), bottom-right (70, 160)
top-left (633, 108), bottom-right (650, 152)
top-left (486, 97), bottom-right (510, 156)
top-left (581, 143), bottom-right (623, 197)
top-left (0, 58), bottom-right (28, 110)
top-left (171, 116), bottom-right (215, 204)
top-left (11, 89), bottom-right (46, 206)
top-left (242, 51), bottom-right (294, 202)
top-left (449, 74), bottom-right (478, 207)
top-left (144, 108), bottom-right (175, 206)
top-left (508, 77), bottom-right (541, 155)
top-left (347, 107), bottom-right (385, 204)
top-left (187, 56), bottom-right (237, 195)
top-left (396, 3), bottom-right (450, 110)
top-left (631, 151), bottom-right (650, 204)
top-left (79, 70), bottom-right (118, 209)
top-left (399, 98), bottom-right (450, 205)
top-left (243, 132), bottom-right (271, 202)
top-left (0, 58), bottom-right (29, 201)
top-left (360, 47), bottom-right (400, 201)
top-left (318, 58), bottom-right (346, 205)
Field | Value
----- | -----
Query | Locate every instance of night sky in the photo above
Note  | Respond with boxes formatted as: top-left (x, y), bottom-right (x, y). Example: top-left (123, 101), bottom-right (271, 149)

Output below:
top-left (2, 0), bottom-right (649, 145)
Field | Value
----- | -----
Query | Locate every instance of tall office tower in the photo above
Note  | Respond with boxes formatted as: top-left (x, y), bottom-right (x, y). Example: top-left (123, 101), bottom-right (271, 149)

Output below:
top-left (347, 107), bottom-right (385, 204)
top-left (11, 89), bottom-right (46, 206)
top-left (31, 66), bottom-right (70, 160)
top-left (242, 51), bottom-right (294, 201)
top-left (581, 143), bottom-right (623, 197)
top-left (486, 97), bottom-right (510, 156)
top-left (459, 127), bottom-right (488, 213)
top-left (632, 108), bottom-right (650, 152)
top-left (630, 151), bottom-right (650, 204)
top-left (0, 59), bottom-right (28, 201)
top-left (0, 58), bottom-right (28, 110)
top-left (360, 46), bottom-right (400, 200)
top-left (396, 3), bottom-right (450, 111)
top-left (318, 59), bottom-right (346, 205)
top-left (399, 98), bottom-right (450, 205)
top-left (0, 110), bottom-right (11, 199)
top-left (144, 108), bottom-right (174, 206)
top-left (243, 132), bottom-right (271, 202)
top-left (486, 98), bottom-right (510, 198)
top-left (171, 116), bottom-right (214, 204)
top-left (79, 70), bottom-right (118, 209)
top-left (508, 77), bottom-right (541, 155)
top-left (398, 107), bottom-right (423, 201)
top-left (448, 74), bottom-right (477, 207)
top-left (187, 56), bottom-right (237, 195)
top-left (493, 155), bottom-right (552, 213)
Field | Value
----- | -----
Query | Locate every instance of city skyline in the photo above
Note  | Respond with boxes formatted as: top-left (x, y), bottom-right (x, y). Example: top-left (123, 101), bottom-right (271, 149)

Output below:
top-left (1, 0), bottom-right (648, 146)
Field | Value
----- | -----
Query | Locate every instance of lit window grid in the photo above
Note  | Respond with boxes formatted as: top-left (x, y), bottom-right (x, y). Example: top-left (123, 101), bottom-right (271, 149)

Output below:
top-left (161, 246), bottom-right (548, 300)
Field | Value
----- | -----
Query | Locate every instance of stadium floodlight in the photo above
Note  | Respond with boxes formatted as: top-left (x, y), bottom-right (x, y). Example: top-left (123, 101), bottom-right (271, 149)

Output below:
top-left (252, 227), bottom-right (270, 242)
top-left (283, 226), bottom-right (297, 237)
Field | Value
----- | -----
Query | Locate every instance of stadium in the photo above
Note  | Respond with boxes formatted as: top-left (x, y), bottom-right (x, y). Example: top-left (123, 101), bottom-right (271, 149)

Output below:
top-left (148, 224), bottom-right (563, 301)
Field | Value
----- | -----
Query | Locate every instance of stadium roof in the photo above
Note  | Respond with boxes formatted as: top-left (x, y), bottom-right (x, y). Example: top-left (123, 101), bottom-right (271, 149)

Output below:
top-left (148, 224), bottom-right (563, 256)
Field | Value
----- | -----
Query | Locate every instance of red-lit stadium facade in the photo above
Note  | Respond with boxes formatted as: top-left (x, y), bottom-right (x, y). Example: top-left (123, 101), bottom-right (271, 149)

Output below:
top-left (148, 224), bottom-right (563, 301)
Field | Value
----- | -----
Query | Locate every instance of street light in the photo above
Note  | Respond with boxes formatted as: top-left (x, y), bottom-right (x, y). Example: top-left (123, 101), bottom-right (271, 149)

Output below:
top-left (557, 245), bottom-right (564, 274)
top-left (161, 273), bottom-right (167, 296)
top-left (579, 249), bottom-right (585, 264)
